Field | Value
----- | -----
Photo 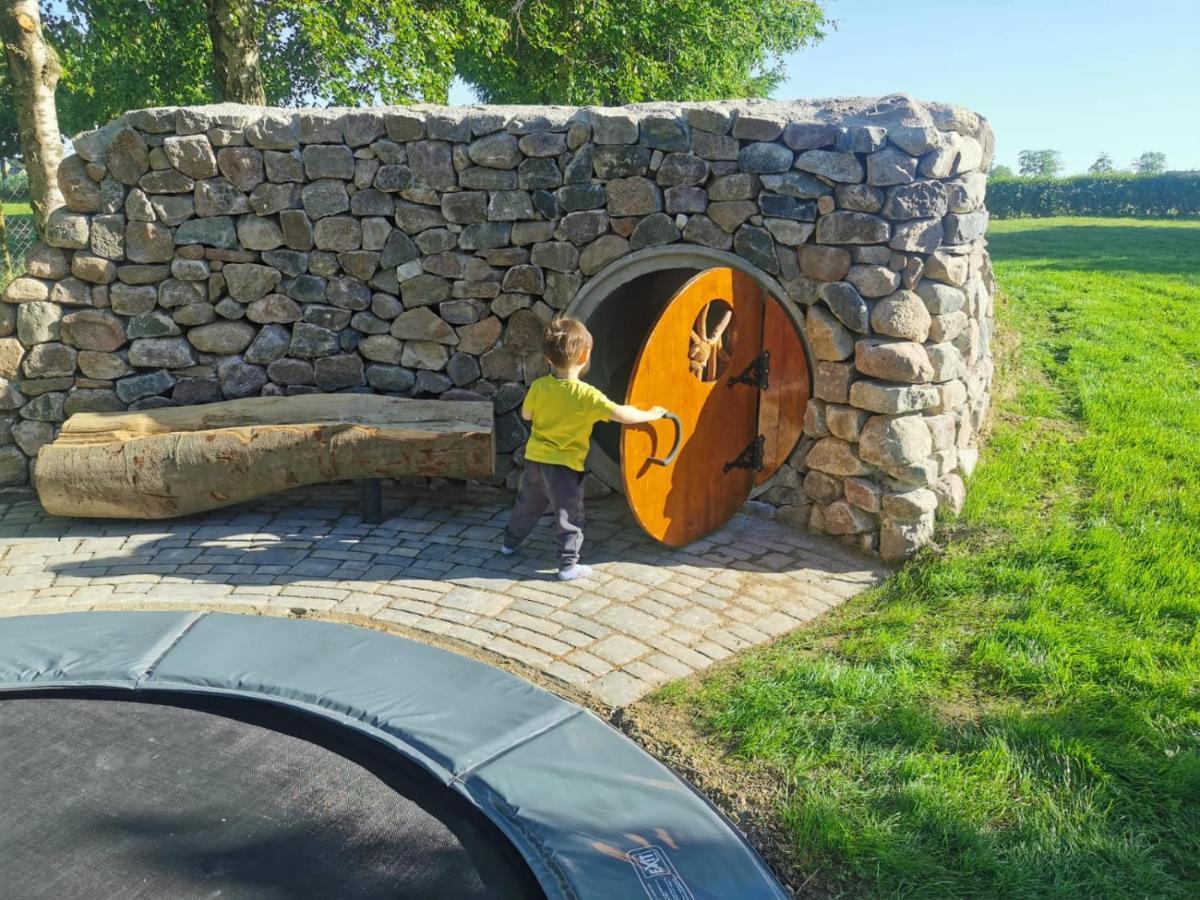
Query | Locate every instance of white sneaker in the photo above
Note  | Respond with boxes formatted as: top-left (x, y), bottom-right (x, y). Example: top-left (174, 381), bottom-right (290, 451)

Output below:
top-left (499, 543), bottom-right (517, 556)
top-left (557, 564), bottom-right (593, 582)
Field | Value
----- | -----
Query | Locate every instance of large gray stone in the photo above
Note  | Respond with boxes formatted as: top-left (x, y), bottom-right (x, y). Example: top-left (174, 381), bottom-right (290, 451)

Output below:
top-left (289, 323), bottom-right (340, 358)
top-left (807, 304), bottom-right (854, 361)
top-left (866, 147), bottom-right (918, 186)
top-left (593, 146), bottom-right (652, 179)
top-left (882, 180), bottom-right (948, 220)
top-left (916, 281), bottom-right (967, 314)
top-left (301, 179), bottom-right (350, 219)
top-left (90, 214), bottom-right (126, 261)
top-left (579, 235), bottom-right (630, 276)
top-left (681, 215), bottom-right (732, 249)
top-left (223, 264), bottom-right (282, 302)
top-left (302, 144), bottom-right (354, 180)
top-left (816, 211), bottom-right (890, 245)
top-left (366, 365), bottom-right (416, 393)
top-left (245, 323), bottom-right (291, 364)
top-left (116, 369), bottom-right (175, 403)
top-left (817, 282), bottom-right (869, 333)
top-left (442, 191), bottom-right (488, 224)
top-left (737, 143), bottom-right (793, 174)
top-left (467, 132), bottom-right (521, 169)
top-left (607, 177), bottom-right (662, 216)
top-left (889, 218), bottom-right (943, 253)
top-left (391, 307), bottom-right (457, 344)
top-left (408, 140), bottom-right (456, 189)
top-left (656, 153), bottom-right (709, 186)
top-left (855, 339), bottom-right (935, 383)
top-left (163, 134), bottom-right (218, 179)
top-left (313, 216), bottom-right (362, 252)
top-left (943, 210), bottom-right (989, 244)
top-left (237, 215), bottom-right (285, 251)
top-left (794, 150), bottom-right (863, 182)
top-left (174, 216), bottom-right (238, 248)
top-left (22, 343), bottom-right (76, 378)
top-left (128, 337), bottom-right (197, 369)
top-left (125, 221), bottom-right (174, 262)
top-left (314, 354), bottom-right (365, 390)
top-left (127, 312), bottom-right (181, 339)
top-left (459, 222), bottom-right (511, 250)
top-left (849, 380), bottom-right (941, 414)
top-left (489, 191), bottom-right (535, 221)
top-left (218, 360), bottom-right (268, 398)
top-left (105, 128), bottom-right (151, 185)
top-left (17, 302), bottom-right (63, 345)
top-left (212, 179), bottom-right (265, 216)
top-left (640, 116), bottom-right (689, 151)
top-left (846, 264), bottom-right (901, 298)
top-left (732, 225), bottom-right (778, 273)
top-left (187, 321), bottom-right (256, 354)
top-left (871, 290), bottom-right (931, 342)
top-left (58, 154), bottom-right (101, 212)
top-left (400, 274), bottom-right (452, 308)
top-left (44, 209), bottom-right (91, 249)
top-left (630, 214), bottom-right (680, 250)
top-left (859, 414), bottom-right (933, 467)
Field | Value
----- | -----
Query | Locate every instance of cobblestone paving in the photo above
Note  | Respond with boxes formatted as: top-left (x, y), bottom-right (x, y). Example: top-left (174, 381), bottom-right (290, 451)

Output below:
top-left (0, 484), bottom-right (887, 706)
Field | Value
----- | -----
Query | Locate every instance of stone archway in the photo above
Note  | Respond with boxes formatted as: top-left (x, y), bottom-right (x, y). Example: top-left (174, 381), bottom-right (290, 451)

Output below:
top-left (566, 245), bottom-right (813, 495)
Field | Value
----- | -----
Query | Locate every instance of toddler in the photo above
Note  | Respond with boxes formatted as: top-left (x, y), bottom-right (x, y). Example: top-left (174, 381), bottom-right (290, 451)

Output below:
top-left (502, 317), bottom-right (665, 580)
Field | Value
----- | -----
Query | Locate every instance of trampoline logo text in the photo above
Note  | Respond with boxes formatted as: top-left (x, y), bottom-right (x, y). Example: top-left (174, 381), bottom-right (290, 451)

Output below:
top-left (627, 845), bottom-right (696, 900)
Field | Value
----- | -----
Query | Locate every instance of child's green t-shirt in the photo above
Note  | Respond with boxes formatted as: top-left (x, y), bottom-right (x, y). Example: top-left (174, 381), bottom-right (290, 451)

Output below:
top-left (522, 375), bottom-right (618, 472)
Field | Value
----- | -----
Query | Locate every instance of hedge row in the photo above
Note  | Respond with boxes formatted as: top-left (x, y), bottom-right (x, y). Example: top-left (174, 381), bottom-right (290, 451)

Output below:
top-left (987, 172), bottom-right (1200, 219)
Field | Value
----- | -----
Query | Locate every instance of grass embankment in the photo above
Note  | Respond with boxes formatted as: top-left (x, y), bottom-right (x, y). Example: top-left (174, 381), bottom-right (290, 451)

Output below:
top-left (646, 218), bottom-right (1200, 898)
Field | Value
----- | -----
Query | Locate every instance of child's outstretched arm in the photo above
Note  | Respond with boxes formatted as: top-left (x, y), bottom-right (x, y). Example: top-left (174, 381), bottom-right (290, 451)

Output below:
top-left (610, 404), bottom-right (667, 425)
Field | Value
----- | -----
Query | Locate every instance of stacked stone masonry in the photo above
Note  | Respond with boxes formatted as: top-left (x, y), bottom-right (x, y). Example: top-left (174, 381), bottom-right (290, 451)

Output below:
top-left (2, 95), bottom-right (995, 560)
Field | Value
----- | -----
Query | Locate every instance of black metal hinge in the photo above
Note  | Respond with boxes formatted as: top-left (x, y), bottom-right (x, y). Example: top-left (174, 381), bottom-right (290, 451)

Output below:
top-left (723, 434), bottom-right (765, 474)
top-left (727, 350), bottom-right (770, 390)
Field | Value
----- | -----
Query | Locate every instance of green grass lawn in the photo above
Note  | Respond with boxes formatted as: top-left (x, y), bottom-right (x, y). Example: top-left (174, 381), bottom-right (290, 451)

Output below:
top-left (647, 218), bottom-right (1200, 898)
top-left (0, 202), bottom-right (32, 216)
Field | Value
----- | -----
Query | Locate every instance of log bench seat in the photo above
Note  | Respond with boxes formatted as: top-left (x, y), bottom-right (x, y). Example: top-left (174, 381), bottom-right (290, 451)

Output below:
top-left (34, 394), bottom-right (495, 522)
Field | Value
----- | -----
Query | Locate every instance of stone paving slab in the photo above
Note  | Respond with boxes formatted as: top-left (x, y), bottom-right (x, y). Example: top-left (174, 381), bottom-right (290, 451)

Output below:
top-left (0, 484), bottom-right (888, 706)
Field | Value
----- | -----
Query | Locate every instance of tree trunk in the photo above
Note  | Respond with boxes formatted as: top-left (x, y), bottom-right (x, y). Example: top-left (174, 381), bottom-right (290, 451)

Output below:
top-left (206, 0), bottom-right (266, 104)
top-left (35, 394), bottom-right (496, 519)
top-left (0, 0), bottom-right (63, 233)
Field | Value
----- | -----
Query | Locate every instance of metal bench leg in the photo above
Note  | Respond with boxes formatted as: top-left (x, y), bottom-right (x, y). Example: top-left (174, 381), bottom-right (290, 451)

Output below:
top-left (360, 478), bottom-right (383, 525)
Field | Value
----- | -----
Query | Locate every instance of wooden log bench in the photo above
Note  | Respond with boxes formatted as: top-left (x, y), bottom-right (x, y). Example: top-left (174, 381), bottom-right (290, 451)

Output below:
top-left (34, 394), bottom-right (495, 522)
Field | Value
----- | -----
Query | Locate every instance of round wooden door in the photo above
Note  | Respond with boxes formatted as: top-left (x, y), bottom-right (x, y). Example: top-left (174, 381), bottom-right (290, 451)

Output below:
top-left (621, 267), bottom-right (810, 546)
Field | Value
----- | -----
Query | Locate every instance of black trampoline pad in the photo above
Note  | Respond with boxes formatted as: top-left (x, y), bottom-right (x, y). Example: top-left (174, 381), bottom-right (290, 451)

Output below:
top-left (0, 695), bottom-right (542, 900)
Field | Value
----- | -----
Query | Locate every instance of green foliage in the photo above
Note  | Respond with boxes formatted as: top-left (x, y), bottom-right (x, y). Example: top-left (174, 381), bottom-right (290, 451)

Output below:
top-left (41, 0), bottom-right (480, 139)
top-left (46, 0), bottom-right (214, 136)
top-left (260, 0), bottom-right (484, 105)
top-left (1017, 148), bottom-right (1063, 177)
top-left (1132, 150), bottom-right (1167, 175)
top-left (0, 67), bottom-right (20, 160)
top-left (455, 0), bottom-right (826, 104)
top-left (656, 218), bottom-right (1200, 898)
top-left (988, 172), bottom-right (1200, 219)
top-left (1088, 152), bottom-right (1114, 174)
top-left (989, 163), bottom-right (1015, 179)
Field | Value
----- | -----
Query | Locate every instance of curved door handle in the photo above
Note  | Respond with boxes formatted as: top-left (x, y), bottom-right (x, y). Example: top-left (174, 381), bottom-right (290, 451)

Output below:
top-left (647, 412), bottom-right (683, 467)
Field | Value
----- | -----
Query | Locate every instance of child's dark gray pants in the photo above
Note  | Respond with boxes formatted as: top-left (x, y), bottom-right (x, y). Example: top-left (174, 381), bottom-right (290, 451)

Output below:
top-left (504, 460), bottom-right (585, 569)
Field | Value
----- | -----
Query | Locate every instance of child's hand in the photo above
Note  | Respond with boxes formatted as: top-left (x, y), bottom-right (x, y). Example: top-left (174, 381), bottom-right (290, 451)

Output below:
top-left (647, 406), bottom-right (668, 420)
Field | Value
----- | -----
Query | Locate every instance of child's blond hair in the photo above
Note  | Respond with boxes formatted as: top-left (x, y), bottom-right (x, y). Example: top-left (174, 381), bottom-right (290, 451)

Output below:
top-left (542, 317), bottom-right (593, 370)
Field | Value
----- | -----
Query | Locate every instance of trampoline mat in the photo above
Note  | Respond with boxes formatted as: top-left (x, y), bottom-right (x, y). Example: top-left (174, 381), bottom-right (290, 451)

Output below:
top-left (0, 694), bottom-right (544, 900)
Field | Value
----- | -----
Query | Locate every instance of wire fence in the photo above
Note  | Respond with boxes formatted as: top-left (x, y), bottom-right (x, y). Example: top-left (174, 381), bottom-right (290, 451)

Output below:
top-left (1, 164), bottom-right (36, 287)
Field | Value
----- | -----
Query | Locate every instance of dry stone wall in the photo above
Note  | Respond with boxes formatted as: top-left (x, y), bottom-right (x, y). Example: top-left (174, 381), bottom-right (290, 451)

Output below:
top-left (1, 95), bottom-right (995, 560)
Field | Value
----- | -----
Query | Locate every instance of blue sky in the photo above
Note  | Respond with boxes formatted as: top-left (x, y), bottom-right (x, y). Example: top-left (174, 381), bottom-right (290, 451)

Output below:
top-left (452, 0), bottom-right (1200, 174)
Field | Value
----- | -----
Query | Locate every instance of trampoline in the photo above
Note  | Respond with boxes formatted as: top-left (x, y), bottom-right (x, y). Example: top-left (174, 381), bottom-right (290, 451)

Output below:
top-left (0, 611), bottom-right (787, 900)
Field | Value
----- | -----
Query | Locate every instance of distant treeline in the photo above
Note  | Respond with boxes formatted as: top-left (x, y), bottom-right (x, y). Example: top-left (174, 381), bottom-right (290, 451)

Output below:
top-left (988, 172), bottom-right (1200, 219)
